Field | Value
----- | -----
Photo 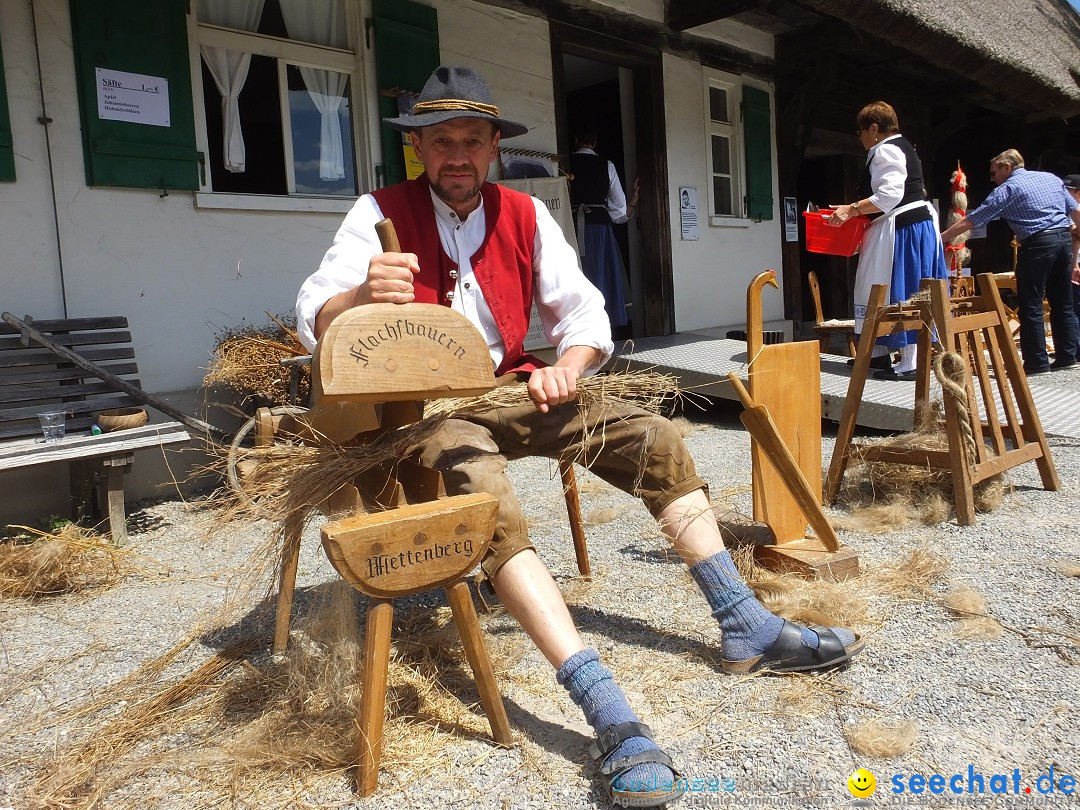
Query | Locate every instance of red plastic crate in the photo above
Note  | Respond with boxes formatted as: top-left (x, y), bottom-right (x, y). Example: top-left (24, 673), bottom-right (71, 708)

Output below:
top-left (803, 209), bottom-right (869, 257)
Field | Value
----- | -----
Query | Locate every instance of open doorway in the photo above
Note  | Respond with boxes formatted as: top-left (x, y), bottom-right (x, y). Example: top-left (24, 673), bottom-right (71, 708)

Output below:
top-left (552, 27), bottom-right (673, 339)
top-left (562, 56), bottom-right (638, 340)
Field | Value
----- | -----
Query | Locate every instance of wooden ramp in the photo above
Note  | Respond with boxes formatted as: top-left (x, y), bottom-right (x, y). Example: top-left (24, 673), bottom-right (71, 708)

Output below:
top-left (611, 334), bottom-right (1080, 440)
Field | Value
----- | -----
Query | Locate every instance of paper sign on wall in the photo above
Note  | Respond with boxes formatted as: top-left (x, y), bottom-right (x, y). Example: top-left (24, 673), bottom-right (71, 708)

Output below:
top-left (95, 68), bottom-right (170, 127)
top-left (679, 186), bottom-right (699, 240)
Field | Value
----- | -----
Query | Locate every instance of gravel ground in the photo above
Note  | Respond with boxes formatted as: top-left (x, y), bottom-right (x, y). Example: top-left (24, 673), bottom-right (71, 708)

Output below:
top-left (1, 373), bottom-right (1078, 810)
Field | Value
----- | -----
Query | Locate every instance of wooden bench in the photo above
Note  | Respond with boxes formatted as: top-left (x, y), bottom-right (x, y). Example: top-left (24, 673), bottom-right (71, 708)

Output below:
top-left (0, 316), bottom-right (190, 542)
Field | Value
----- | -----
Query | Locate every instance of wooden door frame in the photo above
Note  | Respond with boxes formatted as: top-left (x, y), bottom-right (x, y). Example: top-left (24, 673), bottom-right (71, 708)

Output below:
top-left (550, 22), bottom-right (674, 336)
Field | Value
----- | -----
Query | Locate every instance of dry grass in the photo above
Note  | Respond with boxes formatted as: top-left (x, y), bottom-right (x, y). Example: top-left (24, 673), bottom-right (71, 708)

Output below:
top-left (943, 587), bottom-right (1002, 639)
top-left (844, 718), bottom-right (917, 758)
top-left (869, 545), bottom-right (950, 600)
top-left (834, 406), bottom-right (1011, 531)
top-left (0, 524), bottom-right (132, 599)
top-left (204, 314), bottom-right (309, 410)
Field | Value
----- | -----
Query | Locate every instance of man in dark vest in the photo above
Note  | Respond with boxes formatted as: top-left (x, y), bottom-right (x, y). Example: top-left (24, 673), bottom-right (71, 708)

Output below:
top-left (298, 65), bottom-right (864, 808)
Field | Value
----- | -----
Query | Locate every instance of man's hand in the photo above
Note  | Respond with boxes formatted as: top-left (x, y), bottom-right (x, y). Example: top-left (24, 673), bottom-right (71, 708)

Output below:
top-left (528, 365), bottom-right (581, 413)
top-left (312, 252), bottom-right (420, 341)
top-left (356, 252), bottom-right (420, 305)
top-left (526, 345), bottom-right (602, 413)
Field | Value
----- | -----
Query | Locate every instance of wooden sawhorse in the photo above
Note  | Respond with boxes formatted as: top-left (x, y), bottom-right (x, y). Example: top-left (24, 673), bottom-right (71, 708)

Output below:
top-left (825, 275), bottom-right (1058, 524)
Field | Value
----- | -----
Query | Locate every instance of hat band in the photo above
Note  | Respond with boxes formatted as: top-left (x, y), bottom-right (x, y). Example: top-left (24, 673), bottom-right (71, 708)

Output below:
top-left (411, 98), bottom-right (500, 117)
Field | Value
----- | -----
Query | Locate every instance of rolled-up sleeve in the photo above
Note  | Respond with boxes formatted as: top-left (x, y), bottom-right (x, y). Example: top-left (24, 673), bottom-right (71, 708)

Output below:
top-left (530, 198), bottom-right (614, 373)
top-left (295, 195), bottom-right (385, 351)
top-left (866, 143), bottom-right (906, 213)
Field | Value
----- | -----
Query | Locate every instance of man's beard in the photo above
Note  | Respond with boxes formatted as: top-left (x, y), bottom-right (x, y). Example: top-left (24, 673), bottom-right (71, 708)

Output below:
top-left (431, 169), bottom-right (482, 206)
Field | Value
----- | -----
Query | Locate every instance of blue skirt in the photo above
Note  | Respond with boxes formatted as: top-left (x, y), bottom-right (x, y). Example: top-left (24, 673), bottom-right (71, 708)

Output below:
top-left (580, 223), bottom-right (629, 326)
top-left (880, 218), bottom-right (948, 349)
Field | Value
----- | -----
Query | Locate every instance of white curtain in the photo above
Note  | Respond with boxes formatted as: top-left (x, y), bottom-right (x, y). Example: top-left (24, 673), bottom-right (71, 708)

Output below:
top-left (198, 0), bottom-right (265, 173)
top-left (279, 0), bottom-right (349, 181)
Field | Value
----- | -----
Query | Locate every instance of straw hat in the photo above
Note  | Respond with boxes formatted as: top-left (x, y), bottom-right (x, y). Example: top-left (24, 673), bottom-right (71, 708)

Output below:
top-left (383, 66), bottom-right (528, 138)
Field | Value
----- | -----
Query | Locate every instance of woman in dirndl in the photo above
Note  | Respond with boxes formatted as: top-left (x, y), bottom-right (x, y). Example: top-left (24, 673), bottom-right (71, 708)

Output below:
top-left (567, 123), bottom-right (638, 333)
top-left (829, 101), bottom-right (947, 380)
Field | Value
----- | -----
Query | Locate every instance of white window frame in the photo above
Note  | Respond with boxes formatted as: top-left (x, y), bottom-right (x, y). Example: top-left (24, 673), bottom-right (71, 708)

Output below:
top-left (187, 1), bottom-right (372, 212)
top-left (703, 68), bottom-right (750, 227)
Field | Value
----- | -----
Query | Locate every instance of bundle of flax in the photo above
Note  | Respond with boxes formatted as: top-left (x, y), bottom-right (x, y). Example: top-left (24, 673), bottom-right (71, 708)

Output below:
top-left (223, 369), bottom-right (681, 526)
top-left (204, 314), bottom-right (309, 409)
top-left (0, 523), bottom-right (130, 599)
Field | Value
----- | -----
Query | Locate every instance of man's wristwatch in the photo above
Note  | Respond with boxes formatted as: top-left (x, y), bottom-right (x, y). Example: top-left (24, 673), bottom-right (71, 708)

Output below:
top-left (851, 200), bottom-right (861, 214)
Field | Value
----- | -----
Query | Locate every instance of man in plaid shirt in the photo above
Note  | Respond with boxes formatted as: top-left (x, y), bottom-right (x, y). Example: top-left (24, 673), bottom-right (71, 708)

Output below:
top-left (941, 149), bottom-right (1080, 375)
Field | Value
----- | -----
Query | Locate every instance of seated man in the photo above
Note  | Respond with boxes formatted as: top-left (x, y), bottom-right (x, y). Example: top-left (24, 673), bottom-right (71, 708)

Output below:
top-left (297, 65), bottom-right (864, 808)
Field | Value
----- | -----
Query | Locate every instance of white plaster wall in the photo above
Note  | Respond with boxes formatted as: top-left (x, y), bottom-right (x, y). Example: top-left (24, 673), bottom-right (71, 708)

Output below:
top-left (662, 52), bottom-right (784, 332)
top-left (688, 19), bottom-right (774, 58)
top-left (590, 0), bottom-right (663, 23)
top-left (434, 0), bottom-right (556, 152)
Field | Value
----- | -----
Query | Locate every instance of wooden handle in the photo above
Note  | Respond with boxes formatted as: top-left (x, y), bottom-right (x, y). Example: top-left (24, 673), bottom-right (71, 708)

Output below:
top-left (375, 218), bottom-right (401, 253)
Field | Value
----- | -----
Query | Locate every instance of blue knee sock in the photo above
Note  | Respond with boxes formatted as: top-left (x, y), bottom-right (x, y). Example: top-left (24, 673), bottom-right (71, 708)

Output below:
top-left (557, 649), bottom-right (673, 792)
top-left (689, 551), bottom-right (855, 661)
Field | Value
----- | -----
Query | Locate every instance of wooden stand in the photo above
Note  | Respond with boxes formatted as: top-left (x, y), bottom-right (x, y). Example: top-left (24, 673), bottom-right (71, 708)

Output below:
top-left (825, 275), bottom-right (1058, 524)
top-left (742, 271), bottom-right (859, 579)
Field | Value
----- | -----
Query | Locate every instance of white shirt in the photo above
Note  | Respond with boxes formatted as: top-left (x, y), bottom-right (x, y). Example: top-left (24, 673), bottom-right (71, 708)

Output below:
top-left (573, 148), bottom-right (630, 224)
top-left (296, 186), bottom-right (614, 373)
top-left (865, 135), bottom-right (907, 214)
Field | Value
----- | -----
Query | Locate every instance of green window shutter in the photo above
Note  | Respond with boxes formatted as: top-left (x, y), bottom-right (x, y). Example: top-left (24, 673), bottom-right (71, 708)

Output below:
top-left (69, 0), bottom-right (199, 191)
top-left (742, 85), bottom-right (773, 221)
top-left (373, 0), bottom-right (439, 187)
top-left (0, 34), bottom-right (14, 182)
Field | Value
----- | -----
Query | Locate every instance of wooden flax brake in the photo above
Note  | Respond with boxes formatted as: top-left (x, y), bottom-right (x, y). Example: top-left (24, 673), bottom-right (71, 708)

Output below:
top-left (736, 271), bottom-right (858, 580)
top-left (0, 314), bottom-right (192, 542)
top-left (237, 219), bottom-right (522, 796)
top-left (824, 275), bottom-right (1058, 525)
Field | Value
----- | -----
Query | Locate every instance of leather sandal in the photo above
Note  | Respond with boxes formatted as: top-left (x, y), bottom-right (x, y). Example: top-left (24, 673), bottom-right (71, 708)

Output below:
top-left (589, 721), bottom-right (685, 807)
top-left (722, 621), bottom-right (866, 674)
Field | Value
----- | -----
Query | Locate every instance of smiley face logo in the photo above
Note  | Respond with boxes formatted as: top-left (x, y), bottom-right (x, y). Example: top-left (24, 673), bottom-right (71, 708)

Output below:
top-left (847, 768), bottom-right (877, 798)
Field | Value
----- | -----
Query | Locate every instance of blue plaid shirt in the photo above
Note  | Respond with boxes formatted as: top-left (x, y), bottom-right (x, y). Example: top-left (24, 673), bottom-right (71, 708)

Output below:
top-left (966, 168), bottom-right (1078, 241)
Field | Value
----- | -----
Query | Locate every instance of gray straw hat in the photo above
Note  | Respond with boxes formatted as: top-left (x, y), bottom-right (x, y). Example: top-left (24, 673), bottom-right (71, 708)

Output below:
top-left (383, 65), bottom-right (528, 138)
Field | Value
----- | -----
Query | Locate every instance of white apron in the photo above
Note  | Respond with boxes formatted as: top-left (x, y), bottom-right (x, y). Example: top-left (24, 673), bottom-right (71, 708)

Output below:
top-left (853, 199), bottom-right (938, 333)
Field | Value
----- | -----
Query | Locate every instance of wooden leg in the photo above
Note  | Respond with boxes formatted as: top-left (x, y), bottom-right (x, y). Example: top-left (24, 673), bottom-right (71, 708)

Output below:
top-left (357, 599), bottom-right (393, 797)
top-left (100, 455), bottom-right (133, 544)
top-left (824, 284), bottom-right (888, 503)
top-left (272, 513), bottom-right (304, 654)
top-left (558, 458), bottom-right (590, 579)
top-left (446, 581), bottom-right (513, 746)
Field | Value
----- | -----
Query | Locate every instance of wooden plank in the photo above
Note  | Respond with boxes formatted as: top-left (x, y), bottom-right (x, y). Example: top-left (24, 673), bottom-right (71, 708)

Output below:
top-left (321, 493), bottom-right (498, 598)
top-left (0, 368), bottom-right (140, 396)
top-left (313, 303), bottom-right (495, 405)
top-left (0, 347), bottom-right (136, 369)
top-left (0, 316), bottom-right (129, 334)
top-left (0, 422), bottom-right (189, 470)
top-left (747, 340), bottom-right (822, 542)
top-left (0, 362), bottom-right (139, 388)
top-left (0, 330), bottom-right (133, 351)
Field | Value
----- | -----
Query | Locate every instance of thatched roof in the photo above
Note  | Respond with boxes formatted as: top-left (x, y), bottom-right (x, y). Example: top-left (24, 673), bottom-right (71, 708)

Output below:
top-left (802, 0), bottom-right (1080, 116)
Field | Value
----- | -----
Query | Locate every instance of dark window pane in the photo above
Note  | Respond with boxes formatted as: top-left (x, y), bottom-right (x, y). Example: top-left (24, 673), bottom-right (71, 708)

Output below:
top-left (714, 176), bottom-right (733, 216)
top-left (709, 87), bottom-right (728, 122)
top-left (202, 54), bottom-right (286, 193)
top-left (711, 134), bottom-right (730, 175)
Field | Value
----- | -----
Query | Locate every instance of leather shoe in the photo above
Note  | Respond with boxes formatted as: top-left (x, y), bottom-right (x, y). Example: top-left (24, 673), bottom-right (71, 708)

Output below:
top-left (873, 367), bottom-right (917, 381)
top-left (1024, 365), bottom-right (1050, 376)
top-left (1050, 360), bottom-right (1076, 370)
top-left (847, 354), bottom-right (893, 370)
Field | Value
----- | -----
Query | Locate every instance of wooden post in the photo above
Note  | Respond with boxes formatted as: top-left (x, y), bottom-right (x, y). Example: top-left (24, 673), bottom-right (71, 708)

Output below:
top-left (558, 458), bottom-right (590, 578)
top-left (446, 581), bottom-right (513, 746)
top-left (272, 513), bottom-right (304, 654)
top-left (356, 599), bottom-right (394, 797)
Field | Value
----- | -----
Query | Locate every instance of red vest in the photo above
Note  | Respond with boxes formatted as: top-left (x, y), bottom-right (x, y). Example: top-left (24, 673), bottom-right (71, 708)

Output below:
top-left (372, 177), bottom-right (544, 376)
